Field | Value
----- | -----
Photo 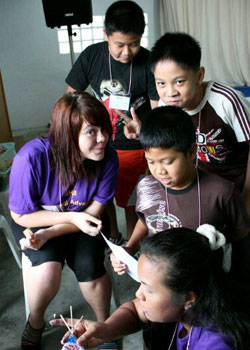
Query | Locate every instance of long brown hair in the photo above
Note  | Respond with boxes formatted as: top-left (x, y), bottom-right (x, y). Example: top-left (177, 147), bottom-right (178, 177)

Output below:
top-left (49, 91), bottom-right (112, 188)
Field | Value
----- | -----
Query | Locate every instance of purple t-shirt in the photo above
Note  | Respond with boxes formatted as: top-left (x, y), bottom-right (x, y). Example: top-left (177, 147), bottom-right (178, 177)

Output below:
top-left (9, 138), bottom-right (118, 214)
top-left (177, 323), bottom-right (233, 350)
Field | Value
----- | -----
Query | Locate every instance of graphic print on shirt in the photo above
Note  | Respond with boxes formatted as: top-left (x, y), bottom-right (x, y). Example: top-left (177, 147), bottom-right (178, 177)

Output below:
top-left (42, 189), bottom-right (87, 212)
top-left (61, 189), bottom-right (87, 211)
top-left (146, 211), bottom-right (181, 233)
top-left (100, 79), bottom-right (127, 140)
top-left (137, 176), bottom-right (182, 234)
top-left (196, 128), bottom-right (230, 163)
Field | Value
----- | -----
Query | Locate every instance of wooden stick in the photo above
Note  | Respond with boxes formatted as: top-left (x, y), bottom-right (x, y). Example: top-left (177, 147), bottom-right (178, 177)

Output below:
top-left (70, 305), bottom-right (73, 331)
top-left (60, 314), bottom-right (72, 333)
top-left (73, 315), bottom-right (84, 332)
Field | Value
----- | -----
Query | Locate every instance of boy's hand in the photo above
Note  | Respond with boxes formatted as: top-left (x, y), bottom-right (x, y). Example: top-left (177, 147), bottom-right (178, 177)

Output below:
top-left (110, 253), bottom-right (127, 275)
top-left (116, 107), bottom-right (141, 140)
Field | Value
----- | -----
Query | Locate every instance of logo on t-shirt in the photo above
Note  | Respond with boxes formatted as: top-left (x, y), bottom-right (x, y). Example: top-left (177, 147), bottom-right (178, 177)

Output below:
top-left (146, 213), bottom-right (182, 233)
top-left (99, 79), bottom-right (127, 140)
top-left (196, 128), bottom-right (230, 163)
top-left (100, 79), bottom-right (125, 100)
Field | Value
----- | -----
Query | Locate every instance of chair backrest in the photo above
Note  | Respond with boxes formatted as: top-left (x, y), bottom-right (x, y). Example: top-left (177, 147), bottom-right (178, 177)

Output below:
top-left (0, 214), bottom-right (21, 268)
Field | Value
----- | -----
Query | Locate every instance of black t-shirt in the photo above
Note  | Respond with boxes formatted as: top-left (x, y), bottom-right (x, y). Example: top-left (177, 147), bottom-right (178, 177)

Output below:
top-left (66, 41), bottom-right (159, 150)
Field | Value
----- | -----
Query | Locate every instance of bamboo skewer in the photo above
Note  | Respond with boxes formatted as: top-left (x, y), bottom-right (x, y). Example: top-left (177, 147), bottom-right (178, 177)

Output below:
top-left (73, 315), bottom-right (84, 332)
top-left (60, 307), bottom-right (84, 335)
top-left (70, 305), bottom-right (73, 331)
top-left (60, 314), bottom-right (72, 333)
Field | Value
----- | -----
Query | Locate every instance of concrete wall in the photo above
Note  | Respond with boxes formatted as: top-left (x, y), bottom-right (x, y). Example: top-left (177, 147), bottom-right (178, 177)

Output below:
top-left (0, 0), bottom-right (160, 131)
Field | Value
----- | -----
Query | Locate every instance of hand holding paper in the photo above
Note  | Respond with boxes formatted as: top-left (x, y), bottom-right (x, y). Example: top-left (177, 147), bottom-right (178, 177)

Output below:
top-left (101, 233), bottom-right (140, 282)
top-left (110, 253), bottom-right (127, 275)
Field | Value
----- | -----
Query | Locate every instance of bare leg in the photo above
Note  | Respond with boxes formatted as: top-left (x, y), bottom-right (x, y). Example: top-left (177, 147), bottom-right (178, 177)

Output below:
top-left (125, 209), bottom-right (138, 240)
top-left (23, 260), bottom-right (62, 328)
top-left (106, 201), bottom-right (121, 238)
top-left (79, 272), bottom-right (111, 321)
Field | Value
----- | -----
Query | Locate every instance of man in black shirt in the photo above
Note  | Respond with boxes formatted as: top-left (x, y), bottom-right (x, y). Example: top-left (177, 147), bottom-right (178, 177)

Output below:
top-left (66, 1), bottom-right (159, 241)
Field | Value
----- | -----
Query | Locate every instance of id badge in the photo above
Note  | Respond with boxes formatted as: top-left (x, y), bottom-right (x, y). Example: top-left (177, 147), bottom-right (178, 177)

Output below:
top-left (109, 94), bottom-right (131, 111)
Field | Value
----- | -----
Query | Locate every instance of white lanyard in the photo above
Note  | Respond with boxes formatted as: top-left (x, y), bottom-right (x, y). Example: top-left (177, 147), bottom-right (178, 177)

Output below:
top-left (165, 169), bottom-right (201, 228)
top-left (168, 324), bottom-right (193, 350)
top-left (195, 110), bottom-right (202, 167)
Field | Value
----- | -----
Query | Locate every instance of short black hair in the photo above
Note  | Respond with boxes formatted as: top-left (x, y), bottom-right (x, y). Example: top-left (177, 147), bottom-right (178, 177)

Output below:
top-left (140, 106), bottom-right (196, 155)
top-left (104, 1), bottom-right (145, 36)
top-left (150, 32), bottom-right (201, 72)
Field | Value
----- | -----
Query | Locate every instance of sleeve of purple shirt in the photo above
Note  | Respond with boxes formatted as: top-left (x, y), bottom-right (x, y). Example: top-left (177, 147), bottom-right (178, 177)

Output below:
top-left (9, 143), bottom-right (43, 214)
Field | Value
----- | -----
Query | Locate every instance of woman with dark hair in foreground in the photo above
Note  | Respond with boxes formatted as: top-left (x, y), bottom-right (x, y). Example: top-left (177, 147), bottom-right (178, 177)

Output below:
top-left (54, 227), bottom-right (250, 350)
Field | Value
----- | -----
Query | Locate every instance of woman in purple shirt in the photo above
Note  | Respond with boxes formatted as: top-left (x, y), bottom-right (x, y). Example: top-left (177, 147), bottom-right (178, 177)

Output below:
top-left (56, 227), bottom-right (250, 350)
top-left (9, 91), bottom-right (118, 350)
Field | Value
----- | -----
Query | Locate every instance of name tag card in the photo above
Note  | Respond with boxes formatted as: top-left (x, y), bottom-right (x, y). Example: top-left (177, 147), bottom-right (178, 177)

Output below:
top-left (109, 94), bottom-right (131, 111)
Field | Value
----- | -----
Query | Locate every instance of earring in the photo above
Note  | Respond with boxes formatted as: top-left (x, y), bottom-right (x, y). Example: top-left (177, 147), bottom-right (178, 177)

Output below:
top-left (185, 302), bottom-right (193, 310)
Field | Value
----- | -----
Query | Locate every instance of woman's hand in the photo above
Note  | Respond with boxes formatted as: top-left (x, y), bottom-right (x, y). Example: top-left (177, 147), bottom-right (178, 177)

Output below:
top-left (110, 253), bottom-right (127, 275)
top-left (70, 212), bottom-right (102, 236)
top-left (19, 228), bottom-right (50, 250)
top-left (50, 318), bottom-right (109, 349)
top-left (76, 320), bottom-right (111, 348)
top-left (116, 107), bottom-right (141, 140)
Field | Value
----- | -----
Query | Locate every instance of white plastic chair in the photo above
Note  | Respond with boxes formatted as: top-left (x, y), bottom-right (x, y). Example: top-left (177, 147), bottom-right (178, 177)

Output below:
top-left (22, 253), bottom-right (31, 319)
top-left (0, 214), bottom-right (21, 268)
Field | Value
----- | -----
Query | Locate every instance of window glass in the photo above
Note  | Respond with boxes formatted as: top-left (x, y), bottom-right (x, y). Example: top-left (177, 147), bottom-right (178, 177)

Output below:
top-left (57, 14), bottom-right (148, 54)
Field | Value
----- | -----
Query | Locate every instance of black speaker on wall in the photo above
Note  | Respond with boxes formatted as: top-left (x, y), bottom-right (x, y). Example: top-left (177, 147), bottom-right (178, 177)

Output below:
top-left (42, 0), bottom-right (93, 28)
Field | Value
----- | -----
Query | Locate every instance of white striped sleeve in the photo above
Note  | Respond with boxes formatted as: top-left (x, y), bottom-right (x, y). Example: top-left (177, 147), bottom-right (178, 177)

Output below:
top-left (210, 82), bottom-right (250, 142)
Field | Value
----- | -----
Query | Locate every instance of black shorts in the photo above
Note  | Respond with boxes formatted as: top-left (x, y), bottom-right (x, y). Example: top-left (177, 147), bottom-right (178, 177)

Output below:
top-left (12, 212), bottom-right (110, 283)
